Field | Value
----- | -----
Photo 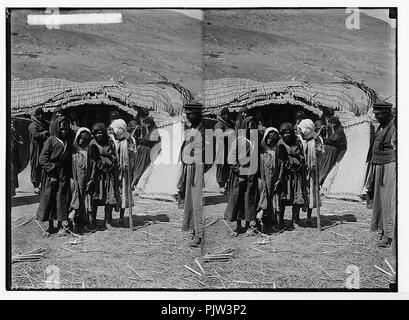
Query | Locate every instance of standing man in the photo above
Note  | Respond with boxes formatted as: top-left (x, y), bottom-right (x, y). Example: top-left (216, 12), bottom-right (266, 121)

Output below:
top-left (214, 107), bottom-right (234, 194)
top-left (366, 101), bottom-right (396, 248)
top-left (179, 102), bottom-right (206, 247)
top-left (28, 107), bottom-right (49, 194)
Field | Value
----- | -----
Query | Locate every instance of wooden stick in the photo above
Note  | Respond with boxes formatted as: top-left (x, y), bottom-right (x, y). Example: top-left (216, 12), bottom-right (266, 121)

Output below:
top-left (214, 269), bottom-right (226, 288)
top-left (127, 154), bottom-right (133, 231)
top-left (127, 263), bottom-right (148, 281)
top-left (317, 264), bottom-right (338, 282)
top-left (12, 218), bottom-right (33, 229)
top-left (384, 259), bottom-right (396, 275)
top-left (315, 149), bottom-right (321, 231)
top-left (330, 231), bottom-right (352, 242)
top-left (34, 219), bottom-right (49, 237)
top-left (195, 258), bottom-right (205, 275)
top-left (184, 265), bottom-right (202, 277)
top-left (204, 219), bottom-right (219, 228)
top-left (140, 230), bottom-right (177, 245)
top-left (222, 219), bottom-right (236, 236)
top-left (375, 265), bottom-right (393, 277)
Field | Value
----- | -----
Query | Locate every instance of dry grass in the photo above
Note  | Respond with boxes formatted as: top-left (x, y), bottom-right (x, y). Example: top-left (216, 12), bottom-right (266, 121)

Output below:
top-left (202, 197), bottom-right (395, 290)
top-left (11, 191), bottom-right (394, 290)
top-left (11, 199), bottom-right (205, 290)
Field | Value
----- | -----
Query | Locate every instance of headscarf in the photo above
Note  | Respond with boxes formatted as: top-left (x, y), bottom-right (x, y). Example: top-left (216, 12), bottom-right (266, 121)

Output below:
top-left (298, 119), bottom-right (315, 140)
top-left (51, 116), bottom-right (70, 140)
top-left (74, 127), bottom-right (92, 150)
top-left (280, 122), bottom-right (293, 134)
top-left (314, 120), bottom-right (326, 137)
top-left (127, 120), bottom-right (139, 135)
top-left (110, 119), bottom-right (130, 170)
top-left (110, 119), bottom-right (128, 141)
top-left (92, 122), bottom-right (109, 146)
top-left (241, 116), bottom-right (256, 130)
top-left (261, 127), bottom-right (280, 151)
top-left (329, 116), bottom-right (341, 128)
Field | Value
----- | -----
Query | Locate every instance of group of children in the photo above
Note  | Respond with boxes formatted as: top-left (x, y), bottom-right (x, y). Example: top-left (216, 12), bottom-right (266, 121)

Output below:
top-left (32, 108), bottom-right (155, 236)
top-left (220, 107), bottom-right (346, 235)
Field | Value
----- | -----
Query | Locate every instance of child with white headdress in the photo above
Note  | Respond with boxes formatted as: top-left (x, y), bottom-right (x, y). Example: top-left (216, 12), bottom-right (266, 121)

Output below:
top-left (109, 119), bottom-right (136, 226)
top-left (297, 119), bottom-right (323, 226)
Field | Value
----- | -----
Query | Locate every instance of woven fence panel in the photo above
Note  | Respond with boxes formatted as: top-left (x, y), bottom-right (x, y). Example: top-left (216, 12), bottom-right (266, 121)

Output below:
top-left (136, 117), bottom-right (186, 200)
top-left (323, 116), bottom-right (370, 200)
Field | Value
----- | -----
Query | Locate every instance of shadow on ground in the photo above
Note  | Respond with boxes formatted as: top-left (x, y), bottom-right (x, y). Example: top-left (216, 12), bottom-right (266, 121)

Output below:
top-left (111, 213), bottom-right (170, 229)
top-left (12, 194), bottom-right (40, 207)
top-left (290, 213), bottom-right (357, 229)
top-left (204, 194), bottom-right (227, 206)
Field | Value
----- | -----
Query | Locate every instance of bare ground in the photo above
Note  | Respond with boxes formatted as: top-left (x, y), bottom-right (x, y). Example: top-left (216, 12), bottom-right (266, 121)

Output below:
top-left (10, 168), bottom-right (395, 290)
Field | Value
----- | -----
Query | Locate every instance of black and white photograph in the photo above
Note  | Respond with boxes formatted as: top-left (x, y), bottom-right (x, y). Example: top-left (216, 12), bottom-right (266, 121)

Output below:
top-left (5, 5), bottom-right (399, 293)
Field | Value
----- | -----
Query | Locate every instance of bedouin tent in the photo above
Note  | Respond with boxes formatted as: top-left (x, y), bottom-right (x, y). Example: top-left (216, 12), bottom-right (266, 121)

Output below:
top-left (202, 77), bottom-right (380, 201)
top-left (10, 77), bottom-right (193, 198)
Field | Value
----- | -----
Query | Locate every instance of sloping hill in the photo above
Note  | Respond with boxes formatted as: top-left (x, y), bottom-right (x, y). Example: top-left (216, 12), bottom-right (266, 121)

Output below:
top-left (10, 9), bottom-right (396, 99)
top-left (203, 9), bottom-right (396, 98)
top-left (10, 9), bottom-right (203, 95)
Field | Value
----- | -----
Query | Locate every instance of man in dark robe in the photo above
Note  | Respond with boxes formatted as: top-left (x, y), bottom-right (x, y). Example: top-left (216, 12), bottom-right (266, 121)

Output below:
top-left (178, 102), bottom-right (207, 247)
top-left (366, 101), bottom-right (396, 248)
top-left (11, 119), bottom-right (24, 197)
top-left (214, 107), bottom-right (234, 194)
top-left (36, 116), bottom-right (73, 236)
top-left (28, 107), bottom-right (49, 194)
top-left (318, 116), bottom-right (347, 185)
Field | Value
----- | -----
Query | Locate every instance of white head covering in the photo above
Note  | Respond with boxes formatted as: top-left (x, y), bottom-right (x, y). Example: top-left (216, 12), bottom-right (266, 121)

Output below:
top-left (298, 119), bottom-right (315, 140)
top-left (74, 127), bottom-right (91, 149)
top-left (261, 127), bottom-right (280, 150)
top-left (109, 119), bottom-right (128, 140)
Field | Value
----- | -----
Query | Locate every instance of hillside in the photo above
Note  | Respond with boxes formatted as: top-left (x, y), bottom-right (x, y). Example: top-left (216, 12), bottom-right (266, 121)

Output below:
top-left (203, 9), bottom-right (396, 98)
top-left (10, 9), bottom-right (396, 100)
top-left (10, 9), bottom-right (203, 95)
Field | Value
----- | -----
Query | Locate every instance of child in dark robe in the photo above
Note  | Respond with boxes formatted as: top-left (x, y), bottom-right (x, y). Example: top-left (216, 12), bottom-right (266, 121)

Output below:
top-left (90, 123), bottom-right (120, 230)
top-left (257, 127), bottom-right (287, 232)
top-left (36, 116), bottom-right (73, 236)
top-left (70, 127), bottom-right (98, 232)
top-left (224, 116), bottom-right (259, 235)
top-left (279, 122), bottom-right (308, 229)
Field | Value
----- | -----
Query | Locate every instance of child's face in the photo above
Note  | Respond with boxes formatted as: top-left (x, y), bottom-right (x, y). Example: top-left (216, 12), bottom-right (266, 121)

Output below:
top-left (281, 130), bottom-right (292, 144)
top-left (93, 129), bottom-right (104, 144)
top-left (59, 121), bottom-right (69, 139)
top-left (266, 131), bottom-right (279, 147)
top-left (78, 132), bottom-right (91, 148)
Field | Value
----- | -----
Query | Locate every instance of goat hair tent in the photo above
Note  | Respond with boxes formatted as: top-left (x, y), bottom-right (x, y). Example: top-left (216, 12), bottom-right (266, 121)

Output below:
top-left (202, 78), bottom-right (377, 201)
top-left (11, 77), bottom-right (377, 201)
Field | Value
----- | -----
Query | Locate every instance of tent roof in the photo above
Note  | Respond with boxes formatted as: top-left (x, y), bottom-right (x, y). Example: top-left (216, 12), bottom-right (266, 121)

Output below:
top-left (202, 78), bottom-right (372, 117)
top-left (11, 78), bottom-right (188, 119)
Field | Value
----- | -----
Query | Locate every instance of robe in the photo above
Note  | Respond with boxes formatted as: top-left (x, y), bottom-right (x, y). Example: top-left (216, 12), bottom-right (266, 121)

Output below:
top-left (318, 125), bottom-right (347, 185)
top-left (36, 136), bottom-right (72, 222)
top-left (28, 120), bottom-right (49, 187)
top-left (214, 119), bottom-right (234, 189)
top-left (367, 119), bottom-right (397, 239)
top-left (91, 139), bottom-right (120, 207)
top-left (224, 135), bottom-right (258, 222)
top-left (71, 145), bottom-right (98, 223)
top-left (180, 122), bottom-right (206, 238)
top-left (258, 144), bottom-right (287, 223)
top-left (280, 138), bottom-right (307, 207)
